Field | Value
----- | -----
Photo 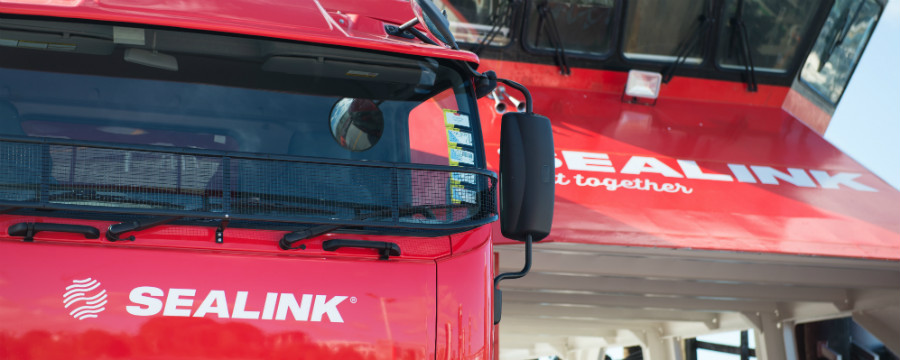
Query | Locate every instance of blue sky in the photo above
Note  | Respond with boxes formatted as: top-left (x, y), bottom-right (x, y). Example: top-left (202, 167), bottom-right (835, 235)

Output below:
top-left (825, 0), bottom-right (900, 190)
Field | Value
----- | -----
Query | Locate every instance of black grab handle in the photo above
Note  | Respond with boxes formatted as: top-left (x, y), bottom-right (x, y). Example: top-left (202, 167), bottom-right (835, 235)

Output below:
top-left (322, 239), bottom-right (401, 260)
top-left (8, 222), bottom-right (101, 242)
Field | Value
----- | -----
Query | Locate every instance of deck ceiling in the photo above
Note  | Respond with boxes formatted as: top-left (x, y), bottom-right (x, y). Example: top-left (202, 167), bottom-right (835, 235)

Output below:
top-left (494, 242), bottom-right (900, 360)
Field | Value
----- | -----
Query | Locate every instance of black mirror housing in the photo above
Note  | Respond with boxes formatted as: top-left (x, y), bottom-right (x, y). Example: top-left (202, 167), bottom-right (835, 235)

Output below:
top-left (499, 112), bottom-right (554, 241)
top-left (475, 70), bottom-right (497, 99)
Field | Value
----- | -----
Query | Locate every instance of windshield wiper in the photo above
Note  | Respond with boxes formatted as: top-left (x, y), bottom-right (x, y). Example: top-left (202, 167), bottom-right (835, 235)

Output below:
top-left (278, 205), bottom-right (442, 250)
top-left (470, 0), bottom-right (519, 55)
top-left (48, 190), bottom-right (189, 209)
top-left (663, 0), bottom-right (715, 84)
top-left (536, 1), bottom-right (571, 75)
top-left (819, 0), bottom-right (866, 71)
top-left (106, 216), bottom-right (181, 242)
top-left (729, 0), bottom-right (758, 92)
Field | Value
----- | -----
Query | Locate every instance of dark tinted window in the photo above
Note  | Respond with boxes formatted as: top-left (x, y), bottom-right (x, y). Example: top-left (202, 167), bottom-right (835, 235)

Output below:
top-left (800, 0), bottom-right (883, 103)
top-left (525, 0), bottom-right (618, 56)
top-left (716, 0), bottom-right (820, 72)
top-left (437, 0), bottom-right (513, 46)
top-left (623, 0), bottom-right (705, 62)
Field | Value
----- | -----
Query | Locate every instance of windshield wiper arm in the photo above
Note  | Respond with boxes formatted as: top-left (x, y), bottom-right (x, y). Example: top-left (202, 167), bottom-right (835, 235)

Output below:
top-left (278, 205), bottom-right (440, 250)
top-left (536, 1), bottom-right (571, 75)
top-left (664, 0), bottom-right (715, 84)
top-left (279, 223), bottom-right (344, 250)
top-left (820, 0), bottom-right (866, 70)
top-left (106, 216), bottom-right (181, 242)
top-left (730, 0), bottom-right (757, 92)
top-left (471, 0), bottom-right (519, 55)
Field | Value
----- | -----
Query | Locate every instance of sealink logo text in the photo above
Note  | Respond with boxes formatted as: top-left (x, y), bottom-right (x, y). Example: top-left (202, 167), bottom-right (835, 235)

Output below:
top-left (126, 287), bottom-right (351, 323)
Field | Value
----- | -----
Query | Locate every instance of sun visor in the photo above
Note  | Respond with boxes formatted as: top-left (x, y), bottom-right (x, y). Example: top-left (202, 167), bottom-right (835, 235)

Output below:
top-left (263, 56), bottom-right (433, 85)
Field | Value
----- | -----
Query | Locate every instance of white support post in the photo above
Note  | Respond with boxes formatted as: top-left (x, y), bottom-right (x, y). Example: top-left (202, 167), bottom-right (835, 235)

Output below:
top-left (666, 337), bottom-right (683, 360)
top-left (755, 313), bottom-right (787, 360)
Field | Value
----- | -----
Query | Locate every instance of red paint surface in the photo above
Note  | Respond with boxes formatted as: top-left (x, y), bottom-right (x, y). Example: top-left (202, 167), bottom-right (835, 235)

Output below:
top-left (436, 229), bottom-right (493, 360)
top-left (0, 215), bottom-right (498, 359)
top-left (481, 61), bottom-right (900, 260)
top-left (0, 215), bottom-right (453, 260)
top-left (782, 88), bottom-right (833, 134)
top-left (0, 238), bottom-right (443, 359)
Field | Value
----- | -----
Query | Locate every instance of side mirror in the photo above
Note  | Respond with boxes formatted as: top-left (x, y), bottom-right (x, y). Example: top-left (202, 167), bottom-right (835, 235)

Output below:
top-left (411, 0), bottom-right (459, 49)
top-left (499, 112), bottom-right (554, 241)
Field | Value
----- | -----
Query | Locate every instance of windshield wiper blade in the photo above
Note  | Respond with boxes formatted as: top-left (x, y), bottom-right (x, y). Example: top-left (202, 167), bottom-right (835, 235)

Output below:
top-left (48, 190), bottom-right (188, 209)
top-left (106, 216), bottom-right (181, 242)
top-left (730, 0), bottom-right (757, 92)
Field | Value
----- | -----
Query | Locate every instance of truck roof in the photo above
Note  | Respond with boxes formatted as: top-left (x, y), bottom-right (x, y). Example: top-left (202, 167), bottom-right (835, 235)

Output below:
top-left (0, 0), bottom-right (480, 64)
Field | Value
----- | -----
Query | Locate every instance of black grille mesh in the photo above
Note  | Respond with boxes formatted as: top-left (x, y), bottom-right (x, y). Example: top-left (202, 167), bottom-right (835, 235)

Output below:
top-left (0, 138), bottom-right (497, 229)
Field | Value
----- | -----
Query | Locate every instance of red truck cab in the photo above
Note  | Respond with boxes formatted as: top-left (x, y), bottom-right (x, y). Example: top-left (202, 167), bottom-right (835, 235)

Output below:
top-left (0, 1), bottom-right (555, 358)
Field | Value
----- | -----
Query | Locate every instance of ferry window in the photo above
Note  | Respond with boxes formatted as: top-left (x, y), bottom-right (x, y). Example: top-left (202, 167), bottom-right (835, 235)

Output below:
top-left (622, 0), bottom-right (705, 63)
top-left (716, 0), bottom-right (820, 73)
top-left (800, 0), bottom-right (882, 104)
top-left (524, 0), bottom-right (618, 57)
top-left (437, 0), bottom-right (513, 47)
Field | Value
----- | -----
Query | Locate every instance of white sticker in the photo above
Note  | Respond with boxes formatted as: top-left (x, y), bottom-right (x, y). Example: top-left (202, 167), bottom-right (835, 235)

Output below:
top-left (452, 186), bottom-right (477, 204)
top-left (449, 148), bottom-right (474, 165)
top-left (447, 129), bottom-right (473, 146)
top-left (444, 111), bottom-right (470, 128)
top-left (451, 172), bottom-right (477, 185)
top-left (214, 135), bottom-right (226, 144)
top-left (113, 27), bottom-right (146, 46)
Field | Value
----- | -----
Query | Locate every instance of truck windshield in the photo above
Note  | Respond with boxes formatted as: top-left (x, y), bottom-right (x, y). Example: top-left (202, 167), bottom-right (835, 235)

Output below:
top-left (0, 16), bottom-right (496, 232)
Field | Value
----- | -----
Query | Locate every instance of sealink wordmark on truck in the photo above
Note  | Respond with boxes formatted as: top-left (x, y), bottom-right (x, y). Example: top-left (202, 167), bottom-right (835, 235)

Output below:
top-left (126, 287), bottom-right (352, 323)
top-left (555, 151), bottom-right (878, 192)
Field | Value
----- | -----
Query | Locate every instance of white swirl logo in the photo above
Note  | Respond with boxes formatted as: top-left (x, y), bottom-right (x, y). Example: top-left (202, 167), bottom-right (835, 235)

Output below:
top-left (63, 278), bottom-right (108, 320)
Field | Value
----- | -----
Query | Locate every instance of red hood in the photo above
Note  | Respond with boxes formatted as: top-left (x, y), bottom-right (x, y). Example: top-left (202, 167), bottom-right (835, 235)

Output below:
top-left (480, 61), bottom-right (900, 260)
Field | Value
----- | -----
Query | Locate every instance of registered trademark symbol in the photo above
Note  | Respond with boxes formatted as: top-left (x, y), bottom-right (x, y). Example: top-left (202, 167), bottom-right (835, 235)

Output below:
top-left (350, 296), bottom-right (357, 304)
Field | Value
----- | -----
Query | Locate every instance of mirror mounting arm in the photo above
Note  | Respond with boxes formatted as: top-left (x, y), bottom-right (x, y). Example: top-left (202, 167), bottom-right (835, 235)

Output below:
top-left (497, 78), bottom-right (533, 113)
top-left (493, 233), bottom-right (533, 324)
top-left (494, 233), bottom-right (533, 287)
top-left (397, 18), bottom-right (439, 46)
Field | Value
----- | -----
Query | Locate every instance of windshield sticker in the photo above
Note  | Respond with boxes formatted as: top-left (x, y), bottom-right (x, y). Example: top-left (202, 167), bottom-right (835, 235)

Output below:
top-left (443, 110), bottom-right (470, 128)
top-left (449, 147), bottom-right (475, 166)
top-left (451, 185), bottom-right (477, 204)
top-left (447, 129), bottom-right (473, 147)
top-left (451, 172), bottom-right (477, 185)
